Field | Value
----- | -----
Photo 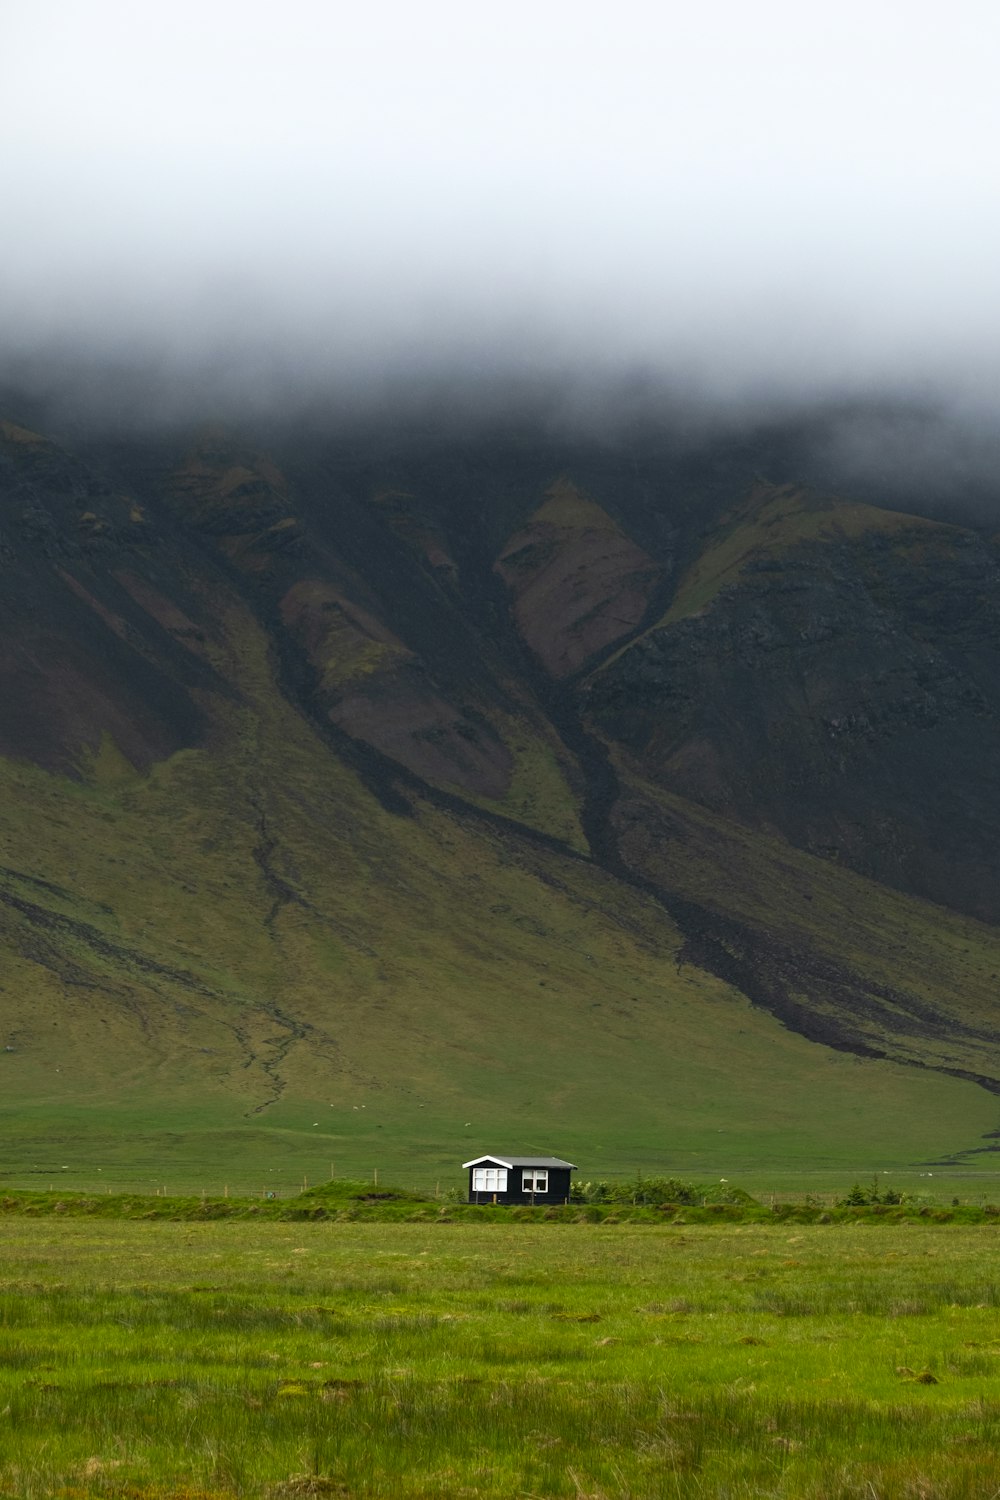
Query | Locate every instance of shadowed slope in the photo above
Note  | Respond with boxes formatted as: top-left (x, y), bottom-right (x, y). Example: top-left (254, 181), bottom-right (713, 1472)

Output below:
top-left (586, 483), bottom-right (1000, 922)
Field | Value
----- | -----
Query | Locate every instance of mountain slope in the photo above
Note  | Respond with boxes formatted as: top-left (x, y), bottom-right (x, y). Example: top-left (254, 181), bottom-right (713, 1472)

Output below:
top-left (585, 483), bottom-right (1000, 922)
top-left (2, 414), bottom-right (1000, 1190)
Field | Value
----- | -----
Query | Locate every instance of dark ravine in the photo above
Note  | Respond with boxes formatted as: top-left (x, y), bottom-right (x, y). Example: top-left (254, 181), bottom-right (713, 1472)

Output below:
top-left (0, 881), bottom-right (211, 994)
top-left (669, 896), bottom-right (1000, 1097)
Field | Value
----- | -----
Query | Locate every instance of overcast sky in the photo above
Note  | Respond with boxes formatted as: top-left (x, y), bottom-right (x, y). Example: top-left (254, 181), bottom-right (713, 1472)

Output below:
top-left (3, 0), bottom-right (1000, 417)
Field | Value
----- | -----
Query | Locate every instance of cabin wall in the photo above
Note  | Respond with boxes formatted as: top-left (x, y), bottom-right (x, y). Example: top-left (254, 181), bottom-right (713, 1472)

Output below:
top-left (466, 1163), bottom-right (573, 1205)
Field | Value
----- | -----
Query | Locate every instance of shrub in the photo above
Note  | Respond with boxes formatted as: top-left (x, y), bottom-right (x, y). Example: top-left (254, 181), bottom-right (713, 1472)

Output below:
top-left (571, 1175), bottom-right (701, 1207)
top-left (837, 1179), bottom-right (908, 1207)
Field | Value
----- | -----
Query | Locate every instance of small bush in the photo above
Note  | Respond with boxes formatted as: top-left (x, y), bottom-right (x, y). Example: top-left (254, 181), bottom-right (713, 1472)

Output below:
top-left (571, 1175), bottom-right (703, 1207)
top-left (837, 1179), bottom-right (909, 1208)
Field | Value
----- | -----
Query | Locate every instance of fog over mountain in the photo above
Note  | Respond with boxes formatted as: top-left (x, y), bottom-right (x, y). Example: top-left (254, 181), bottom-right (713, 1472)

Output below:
top-left (4, 1), bottom-right (1000, 479)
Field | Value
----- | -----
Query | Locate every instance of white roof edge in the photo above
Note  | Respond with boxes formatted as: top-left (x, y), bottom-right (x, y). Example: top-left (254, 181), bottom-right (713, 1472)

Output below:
top-left (462, 1155), bottom-right (577, 1169)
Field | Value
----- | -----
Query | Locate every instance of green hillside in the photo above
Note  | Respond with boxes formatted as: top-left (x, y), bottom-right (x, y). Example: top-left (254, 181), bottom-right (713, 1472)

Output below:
top-left (0, 581), bottom-right (994, 1194)
top-left (2, 415), bottom-right (1000, 1194)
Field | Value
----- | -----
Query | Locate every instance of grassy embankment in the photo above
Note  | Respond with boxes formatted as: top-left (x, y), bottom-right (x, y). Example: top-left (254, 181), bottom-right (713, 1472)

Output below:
top-left (5, 1217), bottom-right (1000, 1497)
top-left (0, 1179), bottom-right (997, 1223)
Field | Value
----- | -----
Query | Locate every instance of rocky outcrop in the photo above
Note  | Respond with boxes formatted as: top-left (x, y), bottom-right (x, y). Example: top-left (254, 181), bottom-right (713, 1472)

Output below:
top-left (586, 488), bottom-right (1000, 921)
top-left (279, 578), bottom-right (514, 798)
top-left (495, 479), bottom-right (662, 677)
top-left (0, 421), bottom-right (221, 774)
top-left (162, 434), bottom-right (557, 807)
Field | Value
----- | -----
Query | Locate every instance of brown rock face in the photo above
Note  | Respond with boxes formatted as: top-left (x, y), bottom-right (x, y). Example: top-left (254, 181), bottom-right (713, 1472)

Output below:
top-left (585, 486), bottom-right (1000, 923)
top-left (369, 490), bottom-right (460, 585)
top-left (167, 433), bottom-right (304, 577)
top-left (162, 434), bottom-right (527, 803)
top-left (328, 670), bottom-right (514, 800)
top-left (495, 479), bottom-right (662, 678)
top-left (279, 578), bottom-right (514, 798)
top-left (0, 421), bottom-right (219, 775)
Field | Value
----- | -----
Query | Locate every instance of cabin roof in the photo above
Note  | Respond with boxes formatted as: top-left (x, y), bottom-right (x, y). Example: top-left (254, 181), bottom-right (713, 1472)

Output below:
top-left (462, 1155), bottom-right (577, 1170)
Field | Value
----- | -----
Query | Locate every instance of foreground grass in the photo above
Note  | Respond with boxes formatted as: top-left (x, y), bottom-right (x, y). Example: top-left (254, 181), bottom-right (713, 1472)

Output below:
top-left (3, 1222), bottom-right (1000, 1497)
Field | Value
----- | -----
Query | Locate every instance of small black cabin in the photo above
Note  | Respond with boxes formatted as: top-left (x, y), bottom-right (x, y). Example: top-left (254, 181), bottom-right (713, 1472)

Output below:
top-left (463, 1154), bottom-right (577, 1205)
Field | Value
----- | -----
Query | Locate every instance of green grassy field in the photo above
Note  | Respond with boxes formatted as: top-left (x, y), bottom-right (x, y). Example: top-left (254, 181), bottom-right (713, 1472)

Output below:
top-left (4, 1217), bottom-right (1000, 1498)
top-left (2, 1099), bottom-right (999, 1204)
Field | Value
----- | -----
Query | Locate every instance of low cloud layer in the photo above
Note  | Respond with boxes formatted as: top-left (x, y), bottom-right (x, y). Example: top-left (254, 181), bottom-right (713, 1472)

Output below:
top-left (4, 1), bottom-right (1000, 434)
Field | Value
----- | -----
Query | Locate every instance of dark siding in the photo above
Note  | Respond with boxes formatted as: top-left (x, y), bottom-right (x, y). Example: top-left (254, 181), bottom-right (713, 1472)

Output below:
top-left (466, 1161), bottom-right (574, 1205)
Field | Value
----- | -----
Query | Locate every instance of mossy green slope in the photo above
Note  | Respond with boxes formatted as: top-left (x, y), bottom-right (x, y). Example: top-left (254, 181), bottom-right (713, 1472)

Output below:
top-left (2, 575), bottom-right (997, 1191)
top-left (609, 767), bottom-right (1000, 1084)
top-left (665, 481), bottom-right (939, 625)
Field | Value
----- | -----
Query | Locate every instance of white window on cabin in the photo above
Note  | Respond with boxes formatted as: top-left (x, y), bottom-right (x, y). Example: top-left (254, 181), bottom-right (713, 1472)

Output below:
top-left (522, 1169), bottom-right (548, 1193)
top-left (472, 1167), bottom-right (508, 1193)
